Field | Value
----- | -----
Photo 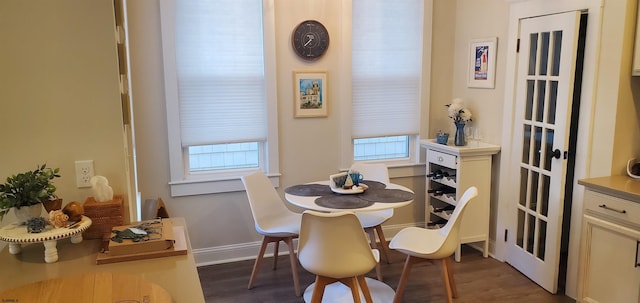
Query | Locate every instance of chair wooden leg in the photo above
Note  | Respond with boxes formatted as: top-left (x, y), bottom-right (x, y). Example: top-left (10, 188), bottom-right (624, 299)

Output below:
top-left (310, 276), bottom-right (332, 303)
top-left (284, 237), bottom-right (301, 297)
top-left (393, 255), bottom-right (429, 303)
top-left (357, 275), bottom-right (374, 303)
top-left (393, 255), bottom-right (414, 303)
top-left (366, 228), bottom-right (376, 250)
top-left (272, 239), bottom-right (280, 270)
top-left (366, 228), bottom-right (384, 281)
top-left (440, 258), bottom-right (456, 303)
top-left (374, 225), bottom-right (391, 264)
top-left (248, 237), bottom-right (270, 290)
top-left (444, 256), bottom-right (458, 298)
top-left (342, 277), bottom-right (362, 303)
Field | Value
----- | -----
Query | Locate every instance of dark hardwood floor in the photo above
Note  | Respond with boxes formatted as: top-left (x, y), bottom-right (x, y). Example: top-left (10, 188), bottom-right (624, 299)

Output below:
top-left (198, 245), bottom-right (576, 303)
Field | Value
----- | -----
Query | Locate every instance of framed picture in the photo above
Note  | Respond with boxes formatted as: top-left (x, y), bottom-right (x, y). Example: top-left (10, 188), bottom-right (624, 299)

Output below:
top-left (467, 37), bottom-right (498, 89)
top-left (293, 71), bottom-right (327, 117)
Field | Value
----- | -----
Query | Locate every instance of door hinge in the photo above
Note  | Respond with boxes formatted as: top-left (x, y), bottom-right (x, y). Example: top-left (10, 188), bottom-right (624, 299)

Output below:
top-left (116, 25), bottom-right (125, 45)
top-left (504, 229), bottom-right (508, 242)
top-left (516, 39), bottom-right (520, 53)
top-left (119, 74), bottom-right (128, 95)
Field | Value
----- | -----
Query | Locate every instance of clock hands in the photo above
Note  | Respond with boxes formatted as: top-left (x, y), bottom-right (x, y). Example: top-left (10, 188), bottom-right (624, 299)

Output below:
top-left (304, 34), bottom-right (315, 47)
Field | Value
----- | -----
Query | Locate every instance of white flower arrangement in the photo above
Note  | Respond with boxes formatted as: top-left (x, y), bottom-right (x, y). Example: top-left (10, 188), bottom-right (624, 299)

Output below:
top-left (446, 98), bottom-right (472, 124)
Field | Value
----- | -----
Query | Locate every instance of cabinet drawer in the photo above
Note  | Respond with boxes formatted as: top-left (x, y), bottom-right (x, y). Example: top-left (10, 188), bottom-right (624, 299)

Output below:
top-left (427, 149), bottom-right (457, 169)
top-left (584, 190), bottom-right (640, 225)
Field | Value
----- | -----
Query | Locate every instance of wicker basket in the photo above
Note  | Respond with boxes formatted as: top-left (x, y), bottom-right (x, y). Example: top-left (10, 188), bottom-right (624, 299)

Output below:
top-left (83, 195), bottom-right (124, 240)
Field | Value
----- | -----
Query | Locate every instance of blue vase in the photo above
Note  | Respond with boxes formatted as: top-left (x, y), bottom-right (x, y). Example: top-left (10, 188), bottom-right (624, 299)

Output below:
top-left (454, 122), bottom-right (466, 146)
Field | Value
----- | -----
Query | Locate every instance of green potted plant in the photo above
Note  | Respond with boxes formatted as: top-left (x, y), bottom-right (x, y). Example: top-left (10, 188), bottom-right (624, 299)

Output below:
top-left (0, 164), bottom-right (61, 222)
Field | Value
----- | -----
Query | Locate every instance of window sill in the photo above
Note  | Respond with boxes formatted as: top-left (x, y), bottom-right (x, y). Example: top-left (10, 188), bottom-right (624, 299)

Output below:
top-left (169, 174), bottom-right (280, 197)
top-left (168, 163), bottom-right (424, 197)
top-left (388, 162), bottom-right (427, 179)
top-left (341, 162), bottom-right (426, 179)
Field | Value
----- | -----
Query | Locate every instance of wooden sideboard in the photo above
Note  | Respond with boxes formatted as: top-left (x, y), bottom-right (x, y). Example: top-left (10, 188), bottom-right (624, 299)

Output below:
top-left (0, 217), bottom-right (205, 303)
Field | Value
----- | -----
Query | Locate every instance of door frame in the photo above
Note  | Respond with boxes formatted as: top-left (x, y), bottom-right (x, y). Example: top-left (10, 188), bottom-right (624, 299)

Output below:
top-left (495, 0), bottom-right (603, 298)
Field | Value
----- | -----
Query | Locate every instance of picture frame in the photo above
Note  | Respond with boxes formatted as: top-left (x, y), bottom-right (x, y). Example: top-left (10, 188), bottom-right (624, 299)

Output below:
top-left (293, 71), bottom-right (327, 117)
top-left (467, 37), bottom-right (498, 89)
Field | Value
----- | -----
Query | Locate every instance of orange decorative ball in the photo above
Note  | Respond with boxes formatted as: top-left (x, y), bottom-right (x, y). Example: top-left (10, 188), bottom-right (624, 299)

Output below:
top-left (62, 201), bottom-right (84, 222)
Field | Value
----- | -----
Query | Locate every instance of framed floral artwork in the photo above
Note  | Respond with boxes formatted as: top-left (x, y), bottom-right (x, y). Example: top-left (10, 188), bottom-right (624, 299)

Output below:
top-left (293, 71), bottom-right (327, 117)
top-left (467, 37), bottom-right (498, 89)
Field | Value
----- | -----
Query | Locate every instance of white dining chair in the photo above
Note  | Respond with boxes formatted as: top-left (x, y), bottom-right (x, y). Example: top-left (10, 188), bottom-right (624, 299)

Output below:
top-left (298, 210), bottom-right (380, 303)
top-left (349, 163), bottom-right (394, 271)
top-left (389, 186), bottom-right (478, 303)
top-left (241, 171), bottom-right (303, 296)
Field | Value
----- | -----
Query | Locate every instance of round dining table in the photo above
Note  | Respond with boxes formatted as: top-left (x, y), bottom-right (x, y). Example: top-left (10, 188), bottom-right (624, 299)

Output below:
top-left (284, 180), bottom-right (414, 303)
top-left (284, 180), bottom-right (414, 213)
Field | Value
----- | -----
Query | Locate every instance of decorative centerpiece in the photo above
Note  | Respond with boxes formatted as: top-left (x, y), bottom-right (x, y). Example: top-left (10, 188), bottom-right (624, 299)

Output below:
top-left (436, 130), bottom-right (449, 145)
top-left (0, 164), bottom-right (61, 223)
top-left (48, 210), bottom-right (70, 228)
top-left (329, 171), bottom-right (367, 194)
top-left (446, 98), bottom-right (473, 146)
top-left (26, 217), bottom-right (47, 233)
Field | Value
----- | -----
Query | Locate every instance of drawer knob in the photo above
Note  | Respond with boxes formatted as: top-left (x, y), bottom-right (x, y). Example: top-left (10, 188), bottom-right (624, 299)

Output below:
top-left (598, 204), bottom-right (627, 214)
top-left (438, 156), bottom-right (443, 162)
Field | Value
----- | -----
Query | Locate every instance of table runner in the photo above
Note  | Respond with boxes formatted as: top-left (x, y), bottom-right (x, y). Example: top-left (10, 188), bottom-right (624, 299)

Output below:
top-left (285, 181), bottom-right (414, 209)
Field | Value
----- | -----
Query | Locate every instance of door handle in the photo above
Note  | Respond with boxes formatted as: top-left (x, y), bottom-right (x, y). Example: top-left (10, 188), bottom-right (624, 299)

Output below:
top-left (550, 149), bottom-right (569, 160)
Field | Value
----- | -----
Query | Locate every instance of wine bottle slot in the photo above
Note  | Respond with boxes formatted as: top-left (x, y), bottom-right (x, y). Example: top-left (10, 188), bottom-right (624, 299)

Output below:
top-left (433, 205), bottom-right (455, 213)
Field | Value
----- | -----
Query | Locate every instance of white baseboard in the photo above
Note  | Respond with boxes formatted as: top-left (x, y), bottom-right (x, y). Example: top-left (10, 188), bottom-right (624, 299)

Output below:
top-left (193, 222), bottom-right (423, 267)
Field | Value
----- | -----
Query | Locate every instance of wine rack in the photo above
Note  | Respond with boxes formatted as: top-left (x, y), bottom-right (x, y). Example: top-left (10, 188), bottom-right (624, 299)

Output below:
top-left (421, 139), bottom-right (500, 261)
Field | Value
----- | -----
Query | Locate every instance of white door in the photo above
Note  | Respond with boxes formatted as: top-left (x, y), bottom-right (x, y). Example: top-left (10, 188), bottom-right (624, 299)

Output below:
top-left (506, 11), bottom-right (581, 294)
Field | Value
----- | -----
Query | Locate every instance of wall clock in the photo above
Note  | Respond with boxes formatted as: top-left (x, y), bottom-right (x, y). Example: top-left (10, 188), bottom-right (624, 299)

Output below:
top-left (291, 20), bottom-right (330, 61)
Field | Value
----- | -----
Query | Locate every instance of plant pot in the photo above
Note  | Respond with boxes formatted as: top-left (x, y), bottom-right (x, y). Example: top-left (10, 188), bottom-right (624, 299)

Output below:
top-left (43, 198), bottom-right (63, 213)
top-left (13, 204), bottom-right (43, 224)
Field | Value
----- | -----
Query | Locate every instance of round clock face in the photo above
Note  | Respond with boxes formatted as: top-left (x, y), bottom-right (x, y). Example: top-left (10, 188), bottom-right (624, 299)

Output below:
top-left (291, 20), bottom-right (330, 61)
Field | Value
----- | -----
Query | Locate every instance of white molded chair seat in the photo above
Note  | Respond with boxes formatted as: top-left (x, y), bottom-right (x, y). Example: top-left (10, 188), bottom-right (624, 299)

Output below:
top-left (389, 186), bottom-right (478, 303)
top-left (350, 162), bottom-right (394, 272)
top-left (241, 171), bottom-right (303, 296)
top-left (298, 210), bottom-right (380, 303)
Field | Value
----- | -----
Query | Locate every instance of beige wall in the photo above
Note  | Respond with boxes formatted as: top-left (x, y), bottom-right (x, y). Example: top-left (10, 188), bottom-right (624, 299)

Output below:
top-left (4, 2), bottom-right (640, 297)
top-left (426, 3), bottom-right (507, 250)
top-left (430, 0), bottom-right (509, 145)
top-left (590, 0), bottom-right (640, 177)
top-left (608, 0), bottom-right (640, 176)
top-left (0, 0), bottom-right (128, 227)
top-left (124, 0), bottom-right (512, 264)
top-left (126, 0), bottom-right (428, 261)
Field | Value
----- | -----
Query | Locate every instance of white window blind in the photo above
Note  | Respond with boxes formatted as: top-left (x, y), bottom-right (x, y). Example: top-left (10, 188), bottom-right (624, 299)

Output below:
top-left (175, 0), bottom-right (266, 146)
top-left (352, 0), bottom-right (423, 138)
top-left (161, 0), bottom-right (279, 195)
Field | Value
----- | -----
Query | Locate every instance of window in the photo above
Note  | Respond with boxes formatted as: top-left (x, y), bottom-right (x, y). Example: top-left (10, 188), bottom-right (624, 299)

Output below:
top-left (188, 143), bottom-right (259, 171)
top-left (160, 0), bottom-right (279, 196)
top-left (351, 0), bottom-right (425, 164)
top-left (354, 136), bottom-right (410, 161)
